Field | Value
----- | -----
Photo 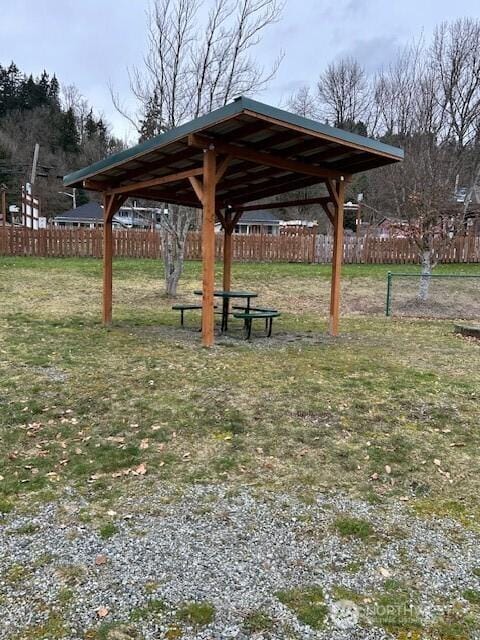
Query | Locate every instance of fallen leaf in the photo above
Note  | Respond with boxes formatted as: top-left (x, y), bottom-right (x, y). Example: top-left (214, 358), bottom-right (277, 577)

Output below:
top-left (95, 555), bottom-right (107, 566)
top-left (97, 606), bottom-right (109, 618)
top-left (370, 472), bottom-right (379, 480)
top-left (133, 463), bottom-right (147, 475)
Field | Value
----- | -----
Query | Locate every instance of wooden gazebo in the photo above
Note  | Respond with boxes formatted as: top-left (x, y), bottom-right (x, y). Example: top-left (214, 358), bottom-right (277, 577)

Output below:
top-left (64, 97), bottom-right (403, 346)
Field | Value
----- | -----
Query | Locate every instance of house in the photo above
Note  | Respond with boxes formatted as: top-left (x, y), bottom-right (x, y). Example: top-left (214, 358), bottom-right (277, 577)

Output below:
top-left (279, 219), bottom-right (318, 229)
top-left (373, 217), bottom-right (409, 238)
top-left (52, 202), bottom-right (163, 229)
top-left (462, 185), bottom-right (480, 233)
top-left (234, 210), bottom-right (281, 235)
top-left (52, 202), bottom-right (118, 228)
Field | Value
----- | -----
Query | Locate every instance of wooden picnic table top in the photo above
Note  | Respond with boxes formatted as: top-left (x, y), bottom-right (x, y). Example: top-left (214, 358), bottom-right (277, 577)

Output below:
top-left (193, 290), bottom-right (258, 299)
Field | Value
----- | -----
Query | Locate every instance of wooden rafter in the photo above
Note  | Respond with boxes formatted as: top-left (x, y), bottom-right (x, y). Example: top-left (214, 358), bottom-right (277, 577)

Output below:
top-left (188, 134), bottom-right (348, 182)
top-left (242, 109), bottom-right (402, 161)
top-left (106, 167), bottom-right (203, 196)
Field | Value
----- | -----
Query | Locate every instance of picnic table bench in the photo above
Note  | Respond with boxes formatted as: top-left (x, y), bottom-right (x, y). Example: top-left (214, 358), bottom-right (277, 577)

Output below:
top-left (174, 293), bottom-right (280, 339)
top-left (233, 309), bottom-right (281, 339)
top-left (172, 303), bottom-right (217, 327)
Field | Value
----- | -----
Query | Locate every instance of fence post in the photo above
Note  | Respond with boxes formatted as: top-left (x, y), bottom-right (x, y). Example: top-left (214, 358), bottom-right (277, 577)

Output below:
top-left (386, 271), bottom-right (393, 316)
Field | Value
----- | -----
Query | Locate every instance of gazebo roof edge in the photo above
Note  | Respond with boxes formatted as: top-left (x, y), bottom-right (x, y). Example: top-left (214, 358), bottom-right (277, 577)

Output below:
top-left (64, 96), bottom-right (403, 187)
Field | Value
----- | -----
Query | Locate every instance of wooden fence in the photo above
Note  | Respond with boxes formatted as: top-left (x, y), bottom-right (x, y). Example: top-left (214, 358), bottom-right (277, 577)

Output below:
top-left (1, 227), bottom-right (479, 264)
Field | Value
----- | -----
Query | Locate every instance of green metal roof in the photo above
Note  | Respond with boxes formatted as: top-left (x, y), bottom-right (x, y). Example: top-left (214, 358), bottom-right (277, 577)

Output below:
top-left (64, 96), bottom-right (403, 188)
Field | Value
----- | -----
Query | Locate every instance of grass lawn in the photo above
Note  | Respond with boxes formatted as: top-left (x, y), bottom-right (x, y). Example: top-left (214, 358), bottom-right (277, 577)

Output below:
top-left (1, 257), bottom-right (480, 639)
top-left (0, 256), bottom-right (478, 516)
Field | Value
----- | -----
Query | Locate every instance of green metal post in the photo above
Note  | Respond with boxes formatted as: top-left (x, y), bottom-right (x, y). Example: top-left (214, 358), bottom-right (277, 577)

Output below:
top-left (386, 271), bottom-right (392, 316)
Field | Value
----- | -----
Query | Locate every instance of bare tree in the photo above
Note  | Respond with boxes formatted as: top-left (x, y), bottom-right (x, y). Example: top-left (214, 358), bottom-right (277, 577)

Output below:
top-left (113, 0), bottom-right (283, 296)
top-left (317, 57), bottom-right (371, 132)
top-left (368, 21), bottom-right (480, 299)
top-left (432, 19), bottom-right (480, 148)
top-left (287, 85), bottom-right (318, 118)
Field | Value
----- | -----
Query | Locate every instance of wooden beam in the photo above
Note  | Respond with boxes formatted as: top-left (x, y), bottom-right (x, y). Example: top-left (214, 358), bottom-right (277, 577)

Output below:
top-left (189, 176), bottom-right (204, 205)
top-left (117, 190), bottom-right (198, 208)
top-left (320, 201), bottom-right (334, 225)
top-left (325, 178), bottom-right (340, 209)
top-left (232, 175), bottom-right (324, 206)
top-left (84, 179), bottom-right (113, 191)
top-left (329, 179), bottom-right (346, 336)
top-left (106, 167), bottom-right (203, 196)
top-left (202, 149), bottom-right (216, 347)
top-left (102, 193), bottom-right (126, 325)
top-left (237, 196), bottom-right (331, 212)
top-left (215, 155), bottom-right (232, 183)
top-left (188, 134), bottom-right (348, 181)
top-left (216, 209), bottom-right (226, 227)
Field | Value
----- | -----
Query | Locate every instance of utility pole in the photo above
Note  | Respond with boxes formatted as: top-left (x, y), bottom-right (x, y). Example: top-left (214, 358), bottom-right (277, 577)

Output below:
top-left (0, 185), bottom-right (6, 228)
top-left (356, 192), bottom-right (363, 238)
top-left (30, 143), bottom-right (40, 185)
top-left (58, 188), bottom-right (76, 208)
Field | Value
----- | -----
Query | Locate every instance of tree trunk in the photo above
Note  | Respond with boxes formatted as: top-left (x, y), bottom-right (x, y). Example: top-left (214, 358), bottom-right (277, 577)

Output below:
top-left (162, 230), bottom-right (184, 297)
top-left (161, 205), bottom-right (195, 297)
top-left (418, 250), bottom-right (432, 301)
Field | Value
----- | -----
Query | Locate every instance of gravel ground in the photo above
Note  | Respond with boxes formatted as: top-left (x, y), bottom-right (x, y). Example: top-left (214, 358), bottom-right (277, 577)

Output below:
top-left (1, 485), bottom-right (479, 639)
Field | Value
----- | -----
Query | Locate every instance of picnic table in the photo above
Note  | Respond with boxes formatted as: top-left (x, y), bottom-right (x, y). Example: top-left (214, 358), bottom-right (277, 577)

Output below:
top-left (194, 289), bottom-right (257, 332)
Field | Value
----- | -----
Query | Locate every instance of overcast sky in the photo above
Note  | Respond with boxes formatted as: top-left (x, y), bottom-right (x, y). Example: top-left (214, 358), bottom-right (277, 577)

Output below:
top-left (1, 0), bottom-right (478, 141)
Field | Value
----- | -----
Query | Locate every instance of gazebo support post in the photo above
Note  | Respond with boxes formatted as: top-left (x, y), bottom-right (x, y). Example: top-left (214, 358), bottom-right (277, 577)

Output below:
top-left (329, 179), bottom-right (345, 336)
top-left (202, 148), bottom-right (217, 347)
top-left (223, 210), bottom-right (232, 292)
top-left (102, 193), bottom-right (125, 325)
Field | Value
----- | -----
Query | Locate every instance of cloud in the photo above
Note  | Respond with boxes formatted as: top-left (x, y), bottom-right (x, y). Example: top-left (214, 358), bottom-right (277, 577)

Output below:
top-left (338, 35), bottom-right (403, 73)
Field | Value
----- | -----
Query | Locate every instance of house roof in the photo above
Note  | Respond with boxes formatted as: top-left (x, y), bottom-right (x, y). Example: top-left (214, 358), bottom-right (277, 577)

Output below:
top-left (53, 202), bottom-right (104, 222)
top-left (237, 210), bottom-right (280, 224)
top-left (64, 96), bottom-right (403, 208)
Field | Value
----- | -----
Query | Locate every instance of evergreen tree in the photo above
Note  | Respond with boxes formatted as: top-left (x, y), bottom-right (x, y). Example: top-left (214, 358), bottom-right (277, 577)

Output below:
top-left (59, 108), bottom-right (80, 153)
top-left (0, 63), bottom-right (23, 115)
top-left (139, 90), bottom-right (161, 142)
top-left (48, 74), bottom-right (60, 109)
top-left (0, 61), bottom-right (121, 215)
